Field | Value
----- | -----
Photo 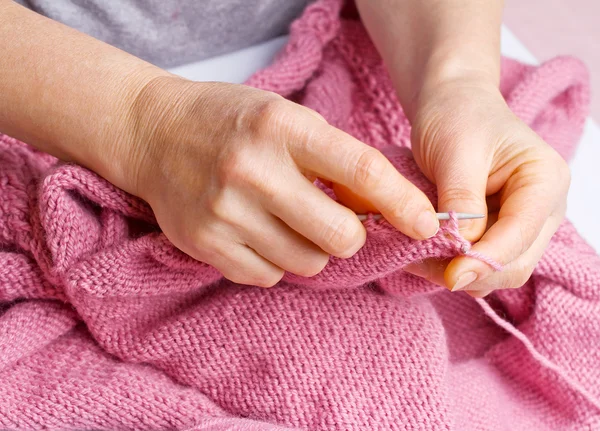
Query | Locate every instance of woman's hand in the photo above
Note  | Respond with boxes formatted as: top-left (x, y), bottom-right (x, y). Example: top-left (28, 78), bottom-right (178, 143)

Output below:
top-left (404, 79), bottom-right (570, 296)
top-left (0, 3), bottom-right (440, 287)
top-left (356, 0), bottom-right (567, 296)
top-left (124, 78), bottom-right (439, 287)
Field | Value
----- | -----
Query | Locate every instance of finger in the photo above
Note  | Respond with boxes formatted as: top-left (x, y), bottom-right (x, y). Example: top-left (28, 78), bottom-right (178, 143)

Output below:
top-left (406, 212), bottom-right (500, 289)
top-left (289, 117), bottom-right (439, 240)
top-left (461, 210), bottom-right (563, 293)
top-left (296, 104), bottom-right (328, 123)
top-left (449, 207), bottom-right (563, 293)
top-left (241, 210), bottom-right (330, 277)
top-left (486, 193), bottom-right (501, 213)
top-left (444, 156), bottom-right (568, 290)
top-left (265, 171), bottom-right (367, 258)
top-left (435, 149), bottom-right (489, 242)
top-left (466, 287), bottom-right (495, 298)
top-left (404, 259), bottom-right (450, 287)
top-left (183, 228), bottom-right (285, 288)
top-left (222, 244), bottom-right (285, 287)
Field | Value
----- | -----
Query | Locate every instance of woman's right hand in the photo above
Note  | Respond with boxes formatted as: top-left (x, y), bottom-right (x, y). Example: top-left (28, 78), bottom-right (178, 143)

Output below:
top-left (122, 78), bottom-right (439, 286)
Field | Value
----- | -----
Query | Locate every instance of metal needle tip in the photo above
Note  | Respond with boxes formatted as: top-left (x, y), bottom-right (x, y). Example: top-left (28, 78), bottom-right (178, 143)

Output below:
top-left (436, 212), bottom-right (485, 220)
top-left (355, 212), bottom-right (485, 222)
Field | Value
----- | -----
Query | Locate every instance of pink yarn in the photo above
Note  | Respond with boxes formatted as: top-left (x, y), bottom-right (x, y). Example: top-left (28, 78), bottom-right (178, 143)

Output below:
top-left (441, 212), bottom-right (504, 272)
top-left (1, 0), bottom-right (597, 429)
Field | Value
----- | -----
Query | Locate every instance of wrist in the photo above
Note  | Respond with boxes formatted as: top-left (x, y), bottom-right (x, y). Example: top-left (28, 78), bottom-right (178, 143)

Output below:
top-left (93, 70), bottom-right (181, 199)
top-left (404, 50), bottom-right (501, 122)
top-left (119, 74), bottom-right (215, 201)
top-left (49, 62), bottom-right (173, 200)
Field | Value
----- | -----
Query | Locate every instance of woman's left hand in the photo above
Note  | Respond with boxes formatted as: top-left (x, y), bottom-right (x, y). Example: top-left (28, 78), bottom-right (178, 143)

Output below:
top-left (355, 0), bottom-right (567, 297)
top-left (403, 79), bottom-right (571, 297)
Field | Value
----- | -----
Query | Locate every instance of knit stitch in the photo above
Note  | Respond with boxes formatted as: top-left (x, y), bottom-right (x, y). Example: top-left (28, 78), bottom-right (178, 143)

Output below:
top-left (0, 0), bottom-right (597, 429)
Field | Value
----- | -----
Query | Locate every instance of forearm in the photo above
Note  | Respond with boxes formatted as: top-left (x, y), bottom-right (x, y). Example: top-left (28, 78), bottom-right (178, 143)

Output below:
top-left (0, 1), bottom-right (169, 191)
top-left (356, 0), bottom-right (503, 121)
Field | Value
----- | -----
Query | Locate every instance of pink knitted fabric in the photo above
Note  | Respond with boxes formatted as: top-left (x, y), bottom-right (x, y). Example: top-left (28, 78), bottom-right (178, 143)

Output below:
top-left (1, 1), bottom-right (597, 429)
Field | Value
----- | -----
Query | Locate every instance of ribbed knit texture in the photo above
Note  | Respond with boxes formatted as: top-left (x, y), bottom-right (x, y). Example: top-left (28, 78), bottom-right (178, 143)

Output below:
top-left (1, 0), bottom-right (597, 429)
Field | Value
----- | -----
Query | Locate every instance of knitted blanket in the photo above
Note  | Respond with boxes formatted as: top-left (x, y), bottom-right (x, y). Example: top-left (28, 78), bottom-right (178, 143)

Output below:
top-left (1, 0), bottom-right (598, 429)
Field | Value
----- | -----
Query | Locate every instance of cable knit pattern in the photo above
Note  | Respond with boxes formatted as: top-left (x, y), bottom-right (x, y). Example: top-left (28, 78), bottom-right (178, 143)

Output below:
top-left (0, 0), bottom-right (597, 429)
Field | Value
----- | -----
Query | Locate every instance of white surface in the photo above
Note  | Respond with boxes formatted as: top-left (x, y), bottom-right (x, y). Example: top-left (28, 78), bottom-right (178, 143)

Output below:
top-left (169, 36), bottom-right (288, 83)
top-left (501, 26), bottom-right (600, 251)
top-left (169, 27), bottom-right (600, 251)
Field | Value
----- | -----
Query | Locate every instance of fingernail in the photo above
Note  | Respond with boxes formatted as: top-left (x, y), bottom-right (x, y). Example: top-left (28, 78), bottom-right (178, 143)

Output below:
top-left (458, 219), bottom-right (474, 231)
top-left (415, 210), bottom-right (439, 239)
top-left (451, 271), bottom-right (478, 292)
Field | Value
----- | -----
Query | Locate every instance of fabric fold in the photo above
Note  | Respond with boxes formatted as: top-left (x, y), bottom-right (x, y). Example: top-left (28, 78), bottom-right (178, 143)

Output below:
top-left (1, 0), bottom-right (597, 429)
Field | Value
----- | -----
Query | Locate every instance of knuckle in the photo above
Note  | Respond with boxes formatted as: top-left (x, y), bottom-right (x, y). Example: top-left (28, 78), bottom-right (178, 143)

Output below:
top-left (384, 184), bottom-right (422, 222)
top-left (304, 107), bottom-right (327, 123)
top-left (516, 216), bottom-right (540, 256)
top-left (508, 268), bottom-right (533, 290)
top-left (321, 215), bottom-right (364, 257)
top-left (222, 270), bottom-right (253, 286)
top-left (251, 269), bottom-right (285, 288)
top-left (500, 261), bottom-right (534, 290)
top-left (514, 224), bottom-right (530, 257)
top-left (518, 257), bottom-right (537, 281)
top-left (351, 149), bottom-right (386, 189)
top-left (221, 266), bottom-right (283, 288)
top-left (246, 97), bottom-right (290, 139)
top-left (540, 149), bottom-right (571, 193)
top-left (189, 227), bottom-right (226, 260)
top-left (214, 148), bottom-right (280, 201)
top-left (439, 186), bottom-right (484, 207)
top-left (191, 227), bottom-right (212, 252)
top-left (215, 149), bottom-right (253, 187)
top-left (387, 189), bottom-right (413, 220)
top-left (413, 109), bottom-right (460, 148)
top-left (295, 253), bottom-right (329, 277)
top-left (204, 191), bottom-right (236, 224)
top-left (502, 214), bottom-right (536, 257)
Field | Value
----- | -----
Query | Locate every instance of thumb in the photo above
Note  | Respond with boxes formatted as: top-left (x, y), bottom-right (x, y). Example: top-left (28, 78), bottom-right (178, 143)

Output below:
top-left (434, 151), bottom-right (489, 242)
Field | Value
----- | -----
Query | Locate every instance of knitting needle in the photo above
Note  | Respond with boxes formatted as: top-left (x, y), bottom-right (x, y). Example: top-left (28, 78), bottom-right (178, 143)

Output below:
top-left (355, 212), bottom-right (485, 222)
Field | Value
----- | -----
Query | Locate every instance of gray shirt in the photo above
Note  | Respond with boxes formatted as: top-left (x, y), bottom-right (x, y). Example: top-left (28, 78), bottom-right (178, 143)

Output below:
top-left (15, 0), bottom-right (313, 67)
